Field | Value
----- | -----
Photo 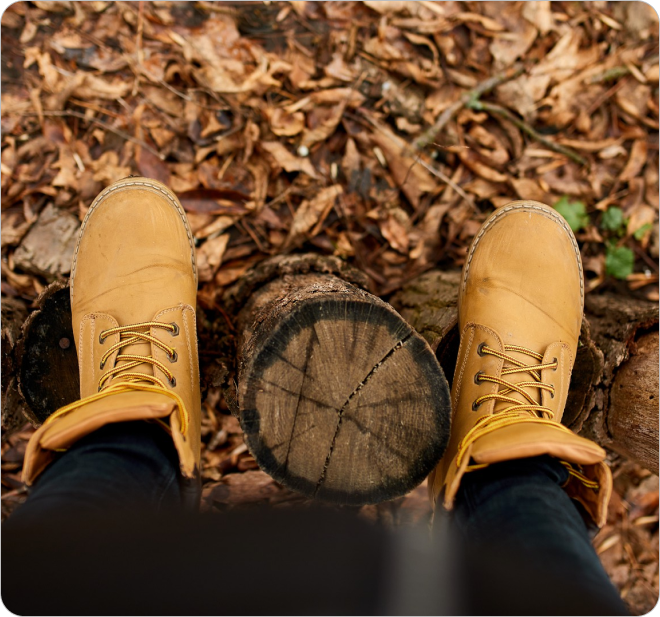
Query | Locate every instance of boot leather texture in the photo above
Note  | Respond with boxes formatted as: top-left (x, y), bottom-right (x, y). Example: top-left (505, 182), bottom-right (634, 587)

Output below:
top-left (23, 178), bottom-right (201, 490)
top-left (428, 200), bottom-right (612, 527)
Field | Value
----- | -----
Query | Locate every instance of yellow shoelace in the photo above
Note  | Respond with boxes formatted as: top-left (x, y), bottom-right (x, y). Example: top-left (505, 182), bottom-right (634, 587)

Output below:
top-left (43, 321), bottom-right (189, 435)
top-left (98, 322), bottom-right (178, 391)
top-left (455, 344), bottom-right (598, 490)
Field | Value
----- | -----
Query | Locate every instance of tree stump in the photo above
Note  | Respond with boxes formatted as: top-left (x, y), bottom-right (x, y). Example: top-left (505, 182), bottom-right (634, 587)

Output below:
top-left (15, 281), bottom-right (80, 426)
top-left (608, 332), bottom-right (659, 474)
top-left (391, 269), bottom-right (659, 474)
top-left (1, 296), bottom-right (28, 437)
top-left (226, 255), bottom-right (451, 505)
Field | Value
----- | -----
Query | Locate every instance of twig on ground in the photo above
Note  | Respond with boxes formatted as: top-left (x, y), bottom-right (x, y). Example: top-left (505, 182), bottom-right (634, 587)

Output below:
top-left (468, 100), bottom-right (589, 166)
top-left (354, 109), bottom-right (476, 211)
top-left (412, 156), bottom-right (476, 210)
top-left (17, 110), bottom-right (166, 161)
top-left (413, 63), bottom-right (525, 150)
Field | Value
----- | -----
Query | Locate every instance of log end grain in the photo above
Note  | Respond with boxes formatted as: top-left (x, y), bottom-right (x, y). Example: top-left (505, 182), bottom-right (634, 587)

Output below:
top-left (239, 283), bottom-right (451, 506)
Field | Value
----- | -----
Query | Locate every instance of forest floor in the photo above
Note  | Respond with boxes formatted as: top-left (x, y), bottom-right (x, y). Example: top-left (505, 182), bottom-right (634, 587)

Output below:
top-left (1, 2), bottom-right (658, 613)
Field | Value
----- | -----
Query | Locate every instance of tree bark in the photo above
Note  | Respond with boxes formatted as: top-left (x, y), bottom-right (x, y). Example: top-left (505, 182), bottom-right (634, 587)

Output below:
top-left (14, 280), bottom-right (80, 426)
top-left (608, 332), bottom-right (659, 474)
top-left (1, 296), bottom-right (28, 437)
top-left (391, 269), bottom-right (659, 474)
top-left (227, 254), bottom-right (451, 505)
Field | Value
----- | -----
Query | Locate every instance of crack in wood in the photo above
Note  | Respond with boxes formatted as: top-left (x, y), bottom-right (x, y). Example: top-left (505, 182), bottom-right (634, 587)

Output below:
top-left (271, 349), bottom-right (310, 376)
top-left (258, 377), bottom-right (336, 410)
top-left (343, 414), bottom-right (410, 462)
top-left (313, 332), bottom-right (413, 496)
top-left (283, 327), bottom-right (319, 471)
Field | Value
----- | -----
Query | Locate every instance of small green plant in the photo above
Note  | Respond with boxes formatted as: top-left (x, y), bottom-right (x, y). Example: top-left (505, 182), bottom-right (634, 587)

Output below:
top-left (601, 206), bottom-right (625, 233)
top-left (554, 196), bottom-right (589, 232)
top-left (605, 242), bottom-right (635, 280)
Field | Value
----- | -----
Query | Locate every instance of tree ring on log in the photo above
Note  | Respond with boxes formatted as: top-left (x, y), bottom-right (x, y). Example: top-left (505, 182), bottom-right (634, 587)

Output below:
top-left (238, 274), bottom-right (451, 506)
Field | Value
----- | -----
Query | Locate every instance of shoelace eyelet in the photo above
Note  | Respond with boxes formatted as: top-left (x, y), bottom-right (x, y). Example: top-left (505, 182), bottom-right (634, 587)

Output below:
top-left (552, 357), bottom-right (558, 371)
top-left (550, 388), bottom-right (555, 399)
top-left (99, 360), bottom-right (105, 370)
top-left (99, 333), bottom-right (105, 345)
top-left (169, 350), bottom-right (178, 363)
top-left (170, 376), bottom-right (177, 387)
top-left (474, 371), bottom-right (484, 385)
top-left (477, 342), bottom-right (487, 356)
top-left (170, 323), bottom-right (180, 336)
top-left (472, 400), bottom-right (481, 411)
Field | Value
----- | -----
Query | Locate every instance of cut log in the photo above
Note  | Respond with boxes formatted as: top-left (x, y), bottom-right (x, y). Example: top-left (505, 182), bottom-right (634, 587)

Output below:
top-left (391, 269), bottom-right (659, 474)
top-left (608, 332), bottom-right (659, 475)
top-left (1, 296), bottom-right (28, 437)
top-left (15, 281), bottom-right (80, 426)
top-left (228, 255), bottom-right (452, 505)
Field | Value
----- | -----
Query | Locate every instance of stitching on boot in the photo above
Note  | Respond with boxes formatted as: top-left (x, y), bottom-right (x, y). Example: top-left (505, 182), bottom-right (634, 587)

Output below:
top-left (71, 180), bottom-right (197, 295)
top-left (182, 308), bottom-right (194, 389)
top-left (153, 304), bottom-right (197, 389)
top-left (462, 202), bottom-right (584, 312)
top-left (452, 325), bottom-right (475, 410)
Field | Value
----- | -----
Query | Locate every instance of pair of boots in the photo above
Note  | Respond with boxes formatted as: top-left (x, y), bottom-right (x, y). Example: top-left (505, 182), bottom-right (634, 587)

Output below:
top-left (22, 177), bottom-right (611, 525)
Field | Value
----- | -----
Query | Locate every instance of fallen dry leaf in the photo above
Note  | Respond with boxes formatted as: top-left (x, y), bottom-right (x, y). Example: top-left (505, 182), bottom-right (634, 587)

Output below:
top-left (260, 141), bottom-right (318, 179)
top-left (197, 233), bottom-right (230, 283)
top-left (285, 185), bottom-right (343, 248)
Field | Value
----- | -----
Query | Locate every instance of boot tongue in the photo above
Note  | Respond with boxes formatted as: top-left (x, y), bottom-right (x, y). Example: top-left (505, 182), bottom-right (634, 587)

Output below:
top-left (491, 344), bottom-right (546, 415)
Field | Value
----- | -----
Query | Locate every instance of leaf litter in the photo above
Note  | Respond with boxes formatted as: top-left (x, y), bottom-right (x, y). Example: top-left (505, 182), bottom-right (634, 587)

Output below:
top-left (1, 3), bottom-right (658, 611)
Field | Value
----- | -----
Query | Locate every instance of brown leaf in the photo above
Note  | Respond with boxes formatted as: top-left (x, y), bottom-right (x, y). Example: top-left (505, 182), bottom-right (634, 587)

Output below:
top-left (488, 5), bottom-right (537, 69)
top-left (1, 212), bottom-right (33, 248)
top-left (267, 108), bottom-right (305, 137)
top-left (195, 215), bottom-right (238, 240)
top-left (142, 85), bottom-right (184, 117)
top-left (285, 185), bottom-right (343, 248)
top-left (521, 1), bottom-right (555, 34)
top-left (137, 147), bottom-right (170, 186)
top-left (309, 88), bottom-right (366, 108)
top-left (73, 74), bottom-right (131, 100)
top-left (454, 11), bottom-right (505, 31)
top-left (342, 137), bottom-right (361, 179)
top-left (214, 255), bottom-right (262, 287)
top-left (51, 147), bottom-right (79, 190)
top-left (260, 141), bottom-right (318, 178)
top-left (379, 212), bottom-right (410, 254)
top-left (627, 204), bottom-right (656, 247)
top-left (369, 122), bottom-right (436, 208)
top-left (197, 233), bottom-right (230, 283)
top-left (458, 149), bottom-right (508, 183)
top-left (510, 177), bottom-right (552, 204)
top-left (179, 189), bottom-right (249, 215)
top-left (90, 151), bottom-right (131, 186)
top-left (619, 140), bottom-right (648, 183)
top-left (300, 101), bottom-right (347, 149)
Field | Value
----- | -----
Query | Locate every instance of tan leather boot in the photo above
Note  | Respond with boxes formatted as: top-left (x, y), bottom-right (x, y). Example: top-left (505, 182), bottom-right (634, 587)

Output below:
top-left (428, 200), bottom-right (611, 527)
top-left (23, 177), bottom-right (201, 497)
